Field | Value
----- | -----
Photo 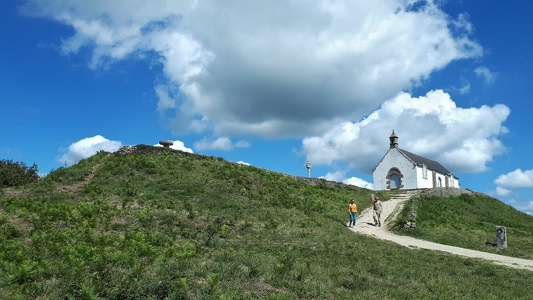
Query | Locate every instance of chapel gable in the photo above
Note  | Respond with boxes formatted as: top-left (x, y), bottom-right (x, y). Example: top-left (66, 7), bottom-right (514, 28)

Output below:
top-left (373, 130), bottom-right (459, 190)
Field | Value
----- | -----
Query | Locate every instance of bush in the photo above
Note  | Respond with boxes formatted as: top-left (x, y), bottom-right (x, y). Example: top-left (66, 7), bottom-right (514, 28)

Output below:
top-left (0, 159), bottom-right (39, 188)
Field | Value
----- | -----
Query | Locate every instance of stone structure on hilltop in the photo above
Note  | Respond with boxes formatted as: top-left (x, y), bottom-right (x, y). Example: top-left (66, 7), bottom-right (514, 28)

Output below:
top-left (373, 130), bottom-right (459, 190)
top-left (159, 140), bottom-right (174, 148)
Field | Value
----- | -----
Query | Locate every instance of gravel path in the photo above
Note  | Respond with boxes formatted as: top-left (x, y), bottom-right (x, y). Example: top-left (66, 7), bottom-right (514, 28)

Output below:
top-left (349, 191), bottom-right (533, 271)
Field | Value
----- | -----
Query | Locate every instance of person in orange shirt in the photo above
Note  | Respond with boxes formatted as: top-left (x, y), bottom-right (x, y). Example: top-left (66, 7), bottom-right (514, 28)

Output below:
top-left (348, 199), bottom-right (358, 227)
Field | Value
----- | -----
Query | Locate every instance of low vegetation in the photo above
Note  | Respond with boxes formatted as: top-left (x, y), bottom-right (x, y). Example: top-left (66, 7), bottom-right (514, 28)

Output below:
top-left (393, 193), bottom-right (533, 259)
top-left (1, 146), bottom-right (532, 299)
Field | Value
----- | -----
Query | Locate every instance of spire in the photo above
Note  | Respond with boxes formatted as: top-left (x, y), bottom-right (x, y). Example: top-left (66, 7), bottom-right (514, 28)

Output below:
top-left (389, 130), bottom-right (398, 148)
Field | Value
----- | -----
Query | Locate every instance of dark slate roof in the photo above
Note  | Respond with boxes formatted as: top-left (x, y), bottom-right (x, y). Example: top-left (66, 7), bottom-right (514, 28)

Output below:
top-left (399, 148), bottom-right (452, 175)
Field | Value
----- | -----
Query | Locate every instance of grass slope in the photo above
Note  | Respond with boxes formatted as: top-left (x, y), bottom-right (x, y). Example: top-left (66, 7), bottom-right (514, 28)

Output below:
top-left (393, 192), bottom-right (533, 259)
top-left (1, 146), bottom-right (532, 299)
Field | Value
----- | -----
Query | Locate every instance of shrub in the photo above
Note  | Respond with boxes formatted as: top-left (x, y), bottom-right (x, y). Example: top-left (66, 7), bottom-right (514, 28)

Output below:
top-left (0, 159), bottom-right (39, 187)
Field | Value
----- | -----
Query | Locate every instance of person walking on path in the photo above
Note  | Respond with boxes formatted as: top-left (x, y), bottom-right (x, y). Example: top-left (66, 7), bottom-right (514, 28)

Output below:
top-left (372, 194), bottom-right (383, 227)
top-left (348, 199), bottom-right (358, 227)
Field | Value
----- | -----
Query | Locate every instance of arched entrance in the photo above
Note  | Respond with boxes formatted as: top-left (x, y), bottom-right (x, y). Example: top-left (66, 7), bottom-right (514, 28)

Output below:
top-left (386, 168), bottom-right (404, 190)
top-left (390, 174), bottom-right (400, 189)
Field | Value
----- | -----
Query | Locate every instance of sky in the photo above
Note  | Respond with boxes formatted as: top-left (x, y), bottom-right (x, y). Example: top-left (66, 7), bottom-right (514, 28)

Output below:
top-left (2, 0), bottom-right (533, 214)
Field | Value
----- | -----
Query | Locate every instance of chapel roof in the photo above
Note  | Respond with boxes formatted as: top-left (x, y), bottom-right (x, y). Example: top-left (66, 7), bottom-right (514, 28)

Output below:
top-left (398, 148), bottom-right (452, 175)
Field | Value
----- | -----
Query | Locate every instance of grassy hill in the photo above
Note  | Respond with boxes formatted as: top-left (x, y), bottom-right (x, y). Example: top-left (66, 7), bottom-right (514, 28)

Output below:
top-left (392, 190), bottom-right (533, 259)
top-left (1, 145), bottom-right (532, 299)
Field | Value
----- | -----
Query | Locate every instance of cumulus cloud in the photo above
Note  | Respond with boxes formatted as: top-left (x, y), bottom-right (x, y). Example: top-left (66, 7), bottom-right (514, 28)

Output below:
top-left (322, 170), bottom-right (373, 189)
top-left (154, 140), bottom-right (193, 153)
top-left (474, 66), bottom-right (497, 84)
top-left (345, 177), bottom-right (374, 190)
top-left (303, 90), bottom-right (510, 174)
top-left (25, 0), bottom-right (482, 138)
top-left (490, 171), bottom-right (533, 215)
top-left (322, 170), bottom-right (346, 182)
top-left (194, 137), bottom-right (250, 151)
top-left (58, 135), bottom-right (122, 165)
top-left (494, 169), bottom-right (533, 189)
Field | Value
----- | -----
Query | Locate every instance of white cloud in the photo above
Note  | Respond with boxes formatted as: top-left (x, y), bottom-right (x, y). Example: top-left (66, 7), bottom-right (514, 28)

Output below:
top-left (235, 140), bottom-right (251, 148)
top-left (154, 140), bottom-right (193, 153)
top-left (235, 161), bottom-right (251, 166)
top-left (345, 177), bottom-right (374, 190)
top-left (26, 0), bottom-right (482, 138)
top-left (522, 202), bottom-right (533, 215)
top-left (495, 186), bottom-right (511, 196)
top-left (494, 169), bottom-right (533, 189)
top-left (506, 199), bottom-right (533, 215)
top-left (322, 170), bottom-right (373, 189)
top-left (493, 169), bottom-right (533, 214)
top-left (322, 170), bottom-right (346, 182)
top-left (155, 85), bottom-right (177, 115)
top-left (58, 135), bottom-right (122, 165)
top-left (194, 137), bottom-right (250, 151)
top-left (302, 90), bottom-right (510, 174)
top-left (474, 66), bottom-right (497, 84)
top-left (457, 83), bottom-right (471, 95)
top-left (195, 137), bottom-right (232, 151)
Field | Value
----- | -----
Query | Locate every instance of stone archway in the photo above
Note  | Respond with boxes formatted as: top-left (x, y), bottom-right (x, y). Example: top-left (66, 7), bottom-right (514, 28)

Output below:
top-left (386, 168), bottom-right (404, 190)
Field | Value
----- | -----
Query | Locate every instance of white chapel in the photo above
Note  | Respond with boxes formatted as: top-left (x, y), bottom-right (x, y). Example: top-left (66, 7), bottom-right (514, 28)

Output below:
top-left (373, 130), bottom-right (459, 190)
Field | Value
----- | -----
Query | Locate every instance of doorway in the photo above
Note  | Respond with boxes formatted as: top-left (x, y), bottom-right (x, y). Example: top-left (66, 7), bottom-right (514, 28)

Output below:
top-left (386, 168), bottom-right (403, 190)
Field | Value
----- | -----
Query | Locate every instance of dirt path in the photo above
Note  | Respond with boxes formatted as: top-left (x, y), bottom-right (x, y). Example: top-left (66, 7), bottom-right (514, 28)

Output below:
top-left (349, 191), bottom-right (533, 271)
top-left (3, 161), bottom-right (104, 199)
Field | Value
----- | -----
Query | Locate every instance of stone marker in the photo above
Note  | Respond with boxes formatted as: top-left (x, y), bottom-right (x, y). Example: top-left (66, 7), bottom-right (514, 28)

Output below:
top-left (496, 226), bottom-right (507, 250)
top-left (159, 140), bottom-right (174, 148)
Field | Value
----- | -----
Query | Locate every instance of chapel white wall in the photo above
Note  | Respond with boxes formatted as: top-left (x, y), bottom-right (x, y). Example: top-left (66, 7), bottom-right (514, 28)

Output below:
top-left (415, 166), bottom-right (434, 189)
top-left (373, 148), bottom-right (418, 190)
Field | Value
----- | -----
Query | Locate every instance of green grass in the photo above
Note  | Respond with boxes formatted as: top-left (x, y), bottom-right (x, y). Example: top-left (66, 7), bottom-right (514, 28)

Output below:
top-left (1, 146), bottom-right (532, 299)
top-left (393, 193), bottom-right (533, 259)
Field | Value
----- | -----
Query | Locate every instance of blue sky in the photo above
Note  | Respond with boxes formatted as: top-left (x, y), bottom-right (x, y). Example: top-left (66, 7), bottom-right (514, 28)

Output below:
top-left (2, 0), bottom-right (533, 214)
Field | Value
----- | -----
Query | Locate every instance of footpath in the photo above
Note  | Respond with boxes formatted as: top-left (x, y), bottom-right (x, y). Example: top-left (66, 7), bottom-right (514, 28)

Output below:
top-left (349, 190), bottom-right (533, 271)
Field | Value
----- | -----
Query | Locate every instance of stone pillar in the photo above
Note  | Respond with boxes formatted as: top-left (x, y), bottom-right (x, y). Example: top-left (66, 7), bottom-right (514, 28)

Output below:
top-left (496, 226), bottom-right (507, 250)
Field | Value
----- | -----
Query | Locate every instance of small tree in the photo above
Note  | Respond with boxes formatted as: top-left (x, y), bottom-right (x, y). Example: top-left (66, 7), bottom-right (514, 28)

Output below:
top-left (0, 159), bottom-right (39, 188)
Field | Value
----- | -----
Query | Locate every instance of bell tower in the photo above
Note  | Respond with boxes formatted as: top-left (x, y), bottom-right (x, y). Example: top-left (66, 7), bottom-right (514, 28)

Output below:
top-left (389, 130), bottom-right (398, 148)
